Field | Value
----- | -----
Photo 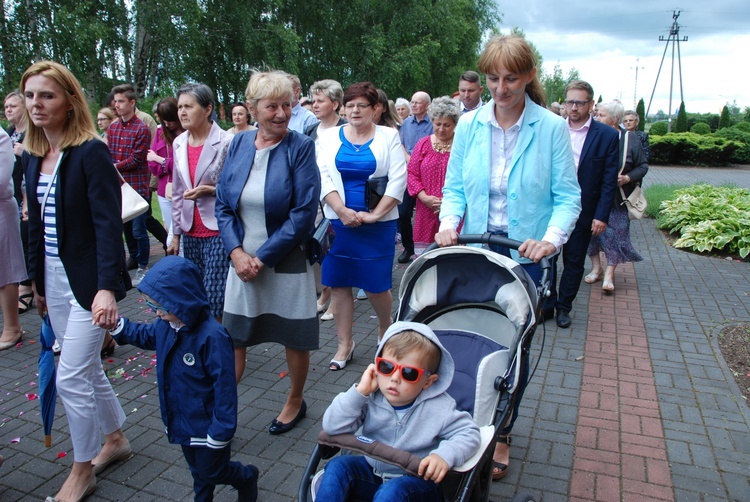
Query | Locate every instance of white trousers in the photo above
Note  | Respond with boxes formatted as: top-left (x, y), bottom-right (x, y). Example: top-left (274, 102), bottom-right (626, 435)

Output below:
top-left (45, 256), bottom-right (126, 462)
top-left (158, 195), bottom-right (173, 246)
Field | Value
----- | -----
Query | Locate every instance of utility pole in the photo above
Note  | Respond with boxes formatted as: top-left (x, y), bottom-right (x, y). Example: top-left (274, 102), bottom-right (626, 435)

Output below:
top-left (646, 10), bottom-right (688, 131)
top-left (631, 58), bottom-right (645, 109)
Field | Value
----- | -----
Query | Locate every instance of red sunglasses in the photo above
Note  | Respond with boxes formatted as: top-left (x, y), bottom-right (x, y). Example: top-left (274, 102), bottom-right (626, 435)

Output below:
top-left (375, 357), bottom-right (431, 383)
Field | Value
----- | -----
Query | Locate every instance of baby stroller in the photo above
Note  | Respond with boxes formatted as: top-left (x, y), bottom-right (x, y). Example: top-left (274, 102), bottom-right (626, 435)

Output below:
top-left (299, 234), bottom-right (549, 502)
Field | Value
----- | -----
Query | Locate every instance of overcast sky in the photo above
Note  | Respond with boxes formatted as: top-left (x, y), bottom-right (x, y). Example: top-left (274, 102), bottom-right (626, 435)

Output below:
top-left (495, 0), bottom-right (750, 115)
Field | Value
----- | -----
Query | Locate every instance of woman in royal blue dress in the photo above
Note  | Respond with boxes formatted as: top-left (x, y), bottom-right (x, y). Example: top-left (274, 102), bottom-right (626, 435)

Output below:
top-left (316, 82), bottom-right (407, 371)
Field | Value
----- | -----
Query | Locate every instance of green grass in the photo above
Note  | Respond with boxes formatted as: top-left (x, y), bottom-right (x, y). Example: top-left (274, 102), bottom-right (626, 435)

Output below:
top-left (150, 194), bottom-right (162, 223)
top-left (644, 184), bottom-right (689, 221)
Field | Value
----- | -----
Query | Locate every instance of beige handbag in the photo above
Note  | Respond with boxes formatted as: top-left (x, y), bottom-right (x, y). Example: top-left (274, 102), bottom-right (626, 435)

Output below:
top-left (618, 132), bottom-right (647, 220)
top-left (119, 171), bottom-right (149, 222)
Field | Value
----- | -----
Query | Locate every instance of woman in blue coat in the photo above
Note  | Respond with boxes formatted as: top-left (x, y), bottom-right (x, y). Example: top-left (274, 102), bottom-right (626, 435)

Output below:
top-left (435, 35), bottom-right (582, 481)
top-left (215, 70), bottom-right (320, 436)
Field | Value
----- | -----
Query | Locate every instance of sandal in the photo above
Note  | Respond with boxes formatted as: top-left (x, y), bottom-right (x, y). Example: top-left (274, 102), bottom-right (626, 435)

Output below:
top-left (492, 435), bottom-right (511, 481)
top-left (584, 272), bottom-right (603, 284)
top-left (18, 293), bottom-right (34, 314)
top-left (329, 342), bottom-right (355, 371)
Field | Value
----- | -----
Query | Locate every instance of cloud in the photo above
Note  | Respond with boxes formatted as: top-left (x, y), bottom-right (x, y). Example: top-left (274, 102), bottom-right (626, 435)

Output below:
top-left (494, 0), bottom-right (750, 113)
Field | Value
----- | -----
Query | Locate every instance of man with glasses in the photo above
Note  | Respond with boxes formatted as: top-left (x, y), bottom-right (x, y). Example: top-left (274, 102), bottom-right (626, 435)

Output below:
top-left (397, 91), bottom-right (433, 263)
top-left (547, 80), bottom-right (619, 328)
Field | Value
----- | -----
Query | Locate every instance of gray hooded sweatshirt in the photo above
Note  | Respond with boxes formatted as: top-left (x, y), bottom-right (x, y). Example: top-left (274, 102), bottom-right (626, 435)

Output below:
top-left (322, 321), bottom-right (481, 476)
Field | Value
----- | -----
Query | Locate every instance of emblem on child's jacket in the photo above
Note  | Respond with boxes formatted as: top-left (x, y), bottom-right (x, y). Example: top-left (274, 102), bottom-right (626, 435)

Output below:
top-left (183, 353), bottom-right (196, 366)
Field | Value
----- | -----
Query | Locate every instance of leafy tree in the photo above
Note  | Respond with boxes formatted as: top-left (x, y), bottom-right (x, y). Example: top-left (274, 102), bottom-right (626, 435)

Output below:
top-left (636, 98), bottom-right (646, 131)
top-left (675, 102), bottom-right (687, 132)
top-left (541, 63), bottom-right (579, 105)
top-left (718, 105), bottom-right (732, 130)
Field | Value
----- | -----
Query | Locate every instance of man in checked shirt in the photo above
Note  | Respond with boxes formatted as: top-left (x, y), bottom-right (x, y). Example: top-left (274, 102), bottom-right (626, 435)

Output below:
top-left (108, 83), bottom-right (152, 286)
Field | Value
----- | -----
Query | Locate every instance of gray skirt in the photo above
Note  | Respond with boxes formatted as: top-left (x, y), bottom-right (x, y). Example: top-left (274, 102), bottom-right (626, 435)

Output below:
top-left (222, 245), bottom-right (319, 350)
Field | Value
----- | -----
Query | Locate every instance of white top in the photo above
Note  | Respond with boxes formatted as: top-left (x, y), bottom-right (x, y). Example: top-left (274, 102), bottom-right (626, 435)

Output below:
top-left (316, 125), bottom-right (407, 222)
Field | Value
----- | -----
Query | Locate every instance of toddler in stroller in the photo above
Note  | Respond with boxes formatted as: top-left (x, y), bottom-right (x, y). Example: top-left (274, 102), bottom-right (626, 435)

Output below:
top-left (300, 235), bottom-right (548, 502)
top-left (315, 322), bottom-right (481, 501)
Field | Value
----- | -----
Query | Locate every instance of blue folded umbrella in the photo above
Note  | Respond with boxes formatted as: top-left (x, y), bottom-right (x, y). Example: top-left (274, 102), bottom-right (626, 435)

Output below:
top-left (38, 315), bottom-right (57, 447)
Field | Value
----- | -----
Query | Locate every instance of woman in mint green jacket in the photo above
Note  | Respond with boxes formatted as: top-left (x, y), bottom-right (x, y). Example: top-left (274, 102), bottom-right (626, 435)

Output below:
top-left (435, 34), bottom-right (581, 481)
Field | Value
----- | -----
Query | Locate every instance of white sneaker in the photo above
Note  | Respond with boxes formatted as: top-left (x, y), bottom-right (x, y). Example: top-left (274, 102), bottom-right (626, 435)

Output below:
top-left (52, 340), bottom-right (61, 355)
top-left (132, 267), bottom-right (148, 286)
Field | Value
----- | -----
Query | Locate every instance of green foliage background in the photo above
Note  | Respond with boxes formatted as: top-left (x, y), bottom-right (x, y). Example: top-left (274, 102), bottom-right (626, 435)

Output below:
top-left (0, 0), bottom-right (500, 108)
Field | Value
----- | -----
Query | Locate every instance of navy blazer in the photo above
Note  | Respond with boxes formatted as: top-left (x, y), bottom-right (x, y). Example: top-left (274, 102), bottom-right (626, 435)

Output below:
top-left (24, 139), bottom-right (128, 309)
top-left (576, 119), bottom-right (620, 224)
top-left (215, 129), bottom-right (320, 269)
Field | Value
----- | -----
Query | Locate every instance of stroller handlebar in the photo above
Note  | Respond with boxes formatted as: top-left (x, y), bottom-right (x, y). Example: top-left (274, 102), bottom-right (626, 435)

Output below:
top-left (424, 233), bottom-right (552, 299)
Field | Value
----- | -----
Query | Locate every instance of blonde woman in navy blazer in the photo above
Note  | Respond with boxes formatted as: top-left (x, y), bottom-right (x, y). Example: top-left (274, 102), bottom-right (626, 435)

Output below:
top-left (23, 61), bottom-right (130, 502)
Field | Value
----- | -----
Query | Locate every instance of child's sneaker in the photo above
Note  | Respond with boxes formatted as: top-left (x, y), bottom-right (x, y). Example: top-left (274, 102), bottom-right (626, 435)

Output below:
top-left (237, 465), bottom-right (259, 502)
top-left (132, 267), bottom-right (148, 286)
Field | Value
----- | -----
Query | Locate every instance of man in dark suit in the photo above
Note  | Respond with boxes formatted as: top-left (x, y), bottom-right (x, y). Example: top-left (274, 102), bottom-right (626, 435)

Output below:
top-left (548, 80), bottom-right (619, 328)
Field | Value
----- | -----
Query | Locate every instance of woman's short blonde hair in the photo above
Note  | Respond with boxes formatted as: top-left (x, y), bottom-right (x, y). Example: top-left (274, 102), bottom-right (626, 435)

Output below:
top-left (244, 70), bottom-right (294, 110)
top-left (21, 61), bottom-right (99, 157)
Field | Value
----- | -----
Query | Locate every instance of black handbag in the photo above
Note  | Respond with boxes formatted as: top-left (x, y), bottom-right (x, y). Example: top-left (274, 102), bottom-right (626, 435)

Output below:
top-left (307, 204), bottom-right (336, 265)
top-left (365, 176), bottom-right (388, 211)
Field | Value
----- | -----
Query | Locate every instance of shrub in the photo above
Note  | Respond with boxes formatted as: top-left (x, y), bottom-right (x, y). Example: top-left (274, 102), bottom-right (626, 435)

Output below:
top-left (649, 132), bottom-right (741, 165)
top-left (714, 127), bottom-right (750, 164)
top-left (690, 122), bottom-right (711, 135)
top-left (718, 105), bottom-right (732, 129)
top-left (734, 122), bottom-right (750, 133)
top-left (659, 184), bottom-right (750, 259)
top-left (650, 121), bottom-right (668, 136)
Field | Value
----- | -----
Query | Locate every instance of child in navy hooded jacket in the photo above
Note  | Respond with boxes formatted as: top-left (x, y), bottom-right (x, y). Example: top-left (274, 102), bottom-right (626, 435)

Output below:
top-left (110, 256), bottom-right (259, 502)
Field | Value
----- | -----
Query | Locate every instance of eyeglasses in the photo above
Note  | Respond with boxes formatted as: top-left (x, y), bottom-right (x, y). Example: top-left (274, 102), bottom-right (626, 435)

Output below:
top-left (344, 103), bottom-right (371, 110)
top-left (145, 299), bottom-right (170, 315)
top-left (96, 117), bottom-right (108, 121)
top-left (564, 100), bottom-right (591, 108)
top-left (375, 357), bottom-right (431, 383)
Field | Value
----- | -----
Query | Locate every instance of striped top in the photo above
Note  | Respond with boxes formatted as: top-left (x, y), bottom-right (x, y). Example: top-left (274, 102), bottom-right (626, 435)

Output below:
top-left (37, 172), bottom-right (59, 257)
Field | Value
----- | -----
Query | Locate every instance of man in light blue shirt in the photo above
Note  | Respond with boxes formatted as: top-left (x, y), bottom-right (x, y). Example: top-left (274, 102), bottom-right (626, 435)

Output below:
top-left (286, 73), bottom-right (318, 134)
top-left (397, 91), bottom-right (433, 263)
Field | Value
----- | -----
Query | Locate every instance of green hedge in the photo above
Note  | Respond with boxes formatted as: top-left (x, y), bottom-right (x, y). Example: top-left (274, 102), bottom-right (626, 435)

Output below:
top-left (733, 121), bottom-right (750, 133)
top-left (713, 126), bottom-right (750, 164)
top-left (690, 122), bottom-right (711, 135)
top-left (649, 132), bottom-right (743, 165)
top-left (650, 122), bottom-right (668, 136)
top-left (659, 184), bottom-right (750, 259)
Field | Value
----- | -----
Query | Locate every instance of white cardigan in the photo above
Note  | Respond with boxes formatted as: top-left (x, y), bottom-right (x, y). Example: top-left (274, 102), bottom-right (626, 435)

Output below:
top-left (316, 125), bottom-right (407, 221)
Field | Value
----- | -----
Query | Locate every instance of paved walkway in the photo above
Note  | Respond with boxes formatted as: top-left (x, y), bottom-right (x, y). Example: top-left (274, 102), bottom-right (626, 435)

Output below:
top-left (1, 165), bottom-right (748, 501)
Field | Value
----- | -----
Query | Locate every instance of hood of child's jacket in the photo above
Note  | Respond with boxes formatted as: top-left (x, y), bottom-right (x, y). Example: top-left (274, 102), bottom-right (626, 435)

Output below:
top-left (375, 321), bottom-right (454, 400)
top-left (136, 256), bottom-right (209, 329)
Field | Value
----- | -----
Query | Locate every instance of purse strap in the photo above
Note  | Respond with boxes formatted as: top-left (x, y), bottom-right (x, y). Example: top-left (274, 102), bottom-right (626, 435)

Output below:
top-left (618, 131), bottom-right (629, 176)
top-left (618, 131), bottom-right (631, 203)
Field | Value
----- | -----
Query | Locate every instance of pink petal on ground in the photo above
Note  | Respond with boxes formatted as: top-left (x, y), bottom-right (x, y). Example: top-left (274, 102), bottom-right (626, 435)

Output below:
top-left (57, 452), bottom-right (67, 458)
top-left (278, 371), bottom-right (288, 378)
top-left (10, 437), bottom-right (20, 443)
top-left (26, 393), bottom-right (38, 400)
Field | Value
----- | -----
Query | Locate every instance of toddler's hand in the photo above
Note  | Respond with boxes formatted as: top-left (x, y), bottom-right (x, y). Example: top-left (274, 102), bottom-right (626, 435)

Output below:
top-left (355, 364), bottom-right (379, 397)
top-left (418, 454), bottom-right (449, 483)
